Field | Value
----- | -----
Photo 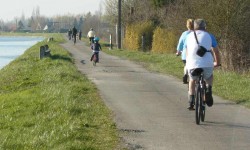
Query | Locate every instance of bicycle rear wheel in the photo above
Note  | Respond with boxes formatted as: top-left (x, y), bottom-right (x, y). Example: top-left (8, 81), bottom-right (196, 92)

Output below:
top-left (195, 85), bottom-right (201, 125)
top-left (92, 54), bottom-right (97, 66)
top-left (201, 89), bottom-right (206, 122)
top-left (201, 104), bottom-right (205, 122)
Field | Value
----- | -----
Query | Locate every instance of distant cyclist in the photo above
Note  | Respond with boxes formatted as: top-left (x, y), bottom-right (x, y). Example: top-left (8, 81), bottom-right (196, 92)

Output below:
top-left (68, 28), bottom-right (72, 40)
top-left (90, 37), bottom-right (102, 63)
top-left (87, 28), bottom-right (95, 45)
top-left (78, 30), bottom-right (82, 40)
top-left (72, 26), bottom-right (77, 44)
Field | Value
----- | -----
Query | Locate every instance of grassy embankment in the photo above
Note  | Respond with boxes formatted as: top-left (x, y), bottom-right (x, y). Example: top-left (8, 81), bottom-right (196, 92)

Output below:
top-left (101, 43), bottom-right (250, 108)
top-left (0, 33), bottom-right (119, 149)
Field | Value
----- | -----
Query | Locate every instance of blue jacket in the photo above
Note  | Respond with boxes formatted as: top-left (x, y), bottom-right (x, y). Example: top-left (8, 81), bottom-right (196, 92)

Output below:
top-left (91, 42), bottom-right (102, 52)
top-left (177, 30), bottom-right (191, 60)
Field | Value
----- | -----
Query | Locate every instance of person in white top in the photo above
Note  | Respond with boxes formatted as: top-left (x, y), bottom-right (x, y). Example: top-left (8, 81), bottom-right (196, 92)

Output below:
top-left (185, 19), bottom-right (221, 110)
top-left (87, 28), bottom-right (95, 44)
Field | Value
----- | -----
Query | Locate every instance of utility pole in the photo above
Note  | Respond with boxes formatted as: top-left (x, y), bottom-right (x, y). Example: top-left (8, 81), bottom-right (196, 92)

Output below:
top-left (117, 0), bottom-right (121, 49)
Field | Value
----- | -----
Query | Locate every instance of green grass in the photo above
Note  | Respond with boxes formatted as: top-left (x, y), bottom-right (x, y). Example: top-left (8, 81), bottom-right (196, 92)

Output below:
top-left (0, 34), bottom-right (119, 149)
top-left (2, 34), bottom-right (248, 148)
top-left (102, 45), bottom-right (250, 108)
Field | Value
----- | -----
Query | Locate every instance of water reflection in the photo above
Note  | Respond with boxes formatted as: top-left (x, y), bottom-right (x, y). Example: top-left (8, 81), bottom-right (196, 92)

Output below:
top-left (0, 36), bottom-right (44, 69)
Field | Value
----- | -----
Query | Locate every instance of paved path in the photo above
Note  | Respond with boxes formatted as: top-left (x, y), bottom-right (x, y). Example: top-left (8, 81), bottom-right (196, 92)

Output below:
top-left (61, 38), bottom-right (250, 150)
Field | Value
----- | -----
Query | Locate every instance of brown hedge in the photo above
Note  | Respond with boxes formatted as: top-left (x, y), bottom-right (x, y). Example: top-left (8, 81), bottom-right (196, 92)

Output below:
top-left (123, 22), bottom-right (154, 51)
top-left (151, 27), bottom-right (178, 54)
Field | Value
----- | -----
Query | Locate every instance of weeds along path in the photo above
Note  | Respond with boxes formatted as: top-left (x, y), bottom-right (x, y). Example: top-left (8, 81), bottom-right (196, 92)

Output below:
top-left (61, 36), bottom-right (250, 150)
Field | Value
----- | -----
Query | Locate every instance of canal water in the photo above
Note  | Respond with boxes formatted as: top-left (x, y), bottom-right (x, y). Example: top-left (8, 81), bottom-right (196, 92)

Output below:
top-left (0, 36), bottom-right (44, 69)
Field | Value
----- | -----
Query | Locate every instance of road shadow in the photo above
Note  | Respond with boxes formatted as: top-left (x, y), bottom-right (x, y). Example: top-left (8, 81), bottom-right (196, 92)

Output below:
top-left (80, 60), bottom-right (86, 64)
top-left (202, 121), bottom-right (250, 129)
top-left (50, 54), bottom-right (72, 62)
top-left (119, 129), bottom-right (145, 150)
top-left (214, 102), bottom-right (236, 106)
top-left (120, 129), bottom-right (146, 133)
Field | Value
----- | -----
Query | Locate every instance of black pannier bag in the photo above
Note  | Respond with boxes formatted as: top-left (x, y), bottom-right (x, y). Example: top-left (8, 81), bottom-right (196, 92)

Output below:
top-left (193, 31), bottom-right (210, 57)
top-left (197, 45), bottom-right (208, 57)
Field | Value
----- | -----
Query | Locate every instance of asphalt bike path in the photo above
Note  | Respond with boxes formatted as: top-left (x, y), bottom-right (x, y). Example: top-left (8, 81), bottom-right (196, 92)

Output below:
top-left (61, 37), bottom-right (250, 150)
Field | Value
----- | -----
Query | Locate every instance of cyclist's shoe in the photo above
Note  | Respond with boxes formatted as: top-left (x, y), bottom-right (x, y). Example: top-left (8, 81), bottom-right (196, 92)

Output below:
top-left (188, 95), bottom-right (195, 110)
top-left (205, 85), bottom-right (213, 107)
top-left (183, 74), bottom-right (188, 84)
top-left (187, 105), bottom-right (195, 110)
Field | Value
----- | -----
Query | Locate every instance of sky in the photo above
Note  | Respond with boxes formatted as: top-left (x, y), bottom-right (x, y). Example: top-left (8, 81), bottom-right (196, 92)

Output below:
top-left (0, 0), bottom-right (104, 22)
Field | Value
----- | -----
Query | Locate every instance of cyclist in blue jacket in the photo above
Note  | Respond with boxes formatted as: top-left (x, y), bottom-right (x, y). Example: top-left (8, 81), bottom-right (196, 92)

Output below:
top-left (176, 19), bottom-right (194, 84)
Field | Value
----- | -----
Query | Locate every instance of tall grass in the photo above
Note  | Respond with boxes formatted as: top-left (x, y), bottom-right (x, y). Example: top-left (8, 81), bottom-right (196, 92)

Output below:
top-left (0, 34), bottom-right (119, 149)
top-left (103, 46), bottom-right (250, 108)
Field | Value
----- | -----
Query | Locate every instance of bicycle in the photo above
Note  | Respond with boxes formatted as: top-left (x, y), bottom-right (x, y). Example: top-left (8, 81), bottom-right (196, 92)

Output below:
top-left (91, 52), bottom-right (98, 66)
top-left (191, 68), bottom-right (206, 125)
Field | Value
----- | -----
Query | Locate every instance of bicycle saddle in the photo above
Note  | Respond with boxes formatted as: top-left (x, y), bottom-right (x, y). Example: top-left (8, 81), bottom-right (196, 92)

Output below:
top-left (191, 68), bottom-right (203, 76)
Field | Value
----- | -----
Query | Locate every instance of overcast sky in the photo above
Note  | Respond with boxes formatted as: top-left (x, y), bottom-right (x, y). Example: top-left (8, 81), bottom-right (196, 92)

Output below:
top-left (0, 0), bottom-right (104, 21)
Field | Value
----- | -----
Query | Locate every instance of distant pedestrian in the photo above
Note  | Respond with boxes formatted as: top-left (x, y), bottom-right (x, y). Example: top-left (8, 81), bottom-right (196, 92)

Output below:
top-left (79, 30), bottom-right (82, 40)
